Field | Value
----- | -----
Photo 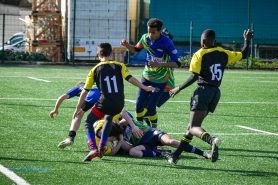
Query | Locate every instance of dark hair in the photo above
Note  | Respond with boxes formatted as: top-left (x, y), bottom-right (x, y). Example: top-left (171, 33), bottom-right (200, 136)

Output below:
top-left (97, 42), bottom-right (112, 57)
top-left (147, 18), bottom-right (163, 31)
top-left (202, 29), bottom-right (216, 40)
top-left (109, 122), bottom-right (124, 137)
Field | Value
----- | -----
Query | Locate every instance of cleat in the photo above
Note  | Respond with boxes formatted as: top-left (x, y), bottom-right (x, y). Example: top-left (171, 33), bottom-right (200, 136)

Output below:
top-left (83, 149), bottom-right (100, 161)
top-left (211, 137), bottom-right (222, 162)
top-left (99, 150), bottom-right (104, 159)
top-left (160, 150), bottom-right (173, 158)
top-left (161, 151), bottom-right (179, 165)
top-left (58, 138), bottom-right (74, 149)
top-left (203, 152), bottom-right (212, 159)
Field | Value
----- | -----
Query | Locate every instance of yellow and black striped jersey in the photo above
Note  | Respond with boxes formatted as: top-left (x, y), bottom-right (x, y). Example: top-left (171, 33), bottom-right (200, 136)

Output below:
top-left (190, 46), bottom-right (242, 87)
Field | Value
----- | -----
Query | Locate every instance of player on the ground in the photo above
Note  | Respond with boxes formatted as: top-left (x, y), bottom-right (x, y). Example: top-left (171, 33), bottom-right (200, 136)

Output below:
top-left (121, 18), bottom-right (181, 128)
top-left (163, 29), bottom-right (254, 165)
top-left (117, 111), bottom-right (212, 159)
top-left (93, 121), bottom-right (124, 156)
top-left (74, 42), bottom-right (155, 161)
top-left (49, 82), bottom-right (100, 148)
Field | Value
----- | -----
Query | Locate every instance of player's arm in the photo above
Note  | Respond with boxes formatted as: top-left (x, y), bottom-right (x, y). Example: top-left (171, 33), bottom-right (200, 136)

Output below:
top-left (109, 134), bottom-right (123, 156)
top-left (169, 73), bottom-right (199, 98)
top-left (128, 76), bottom-right (155, 92)
top-left (149, 59), bottom-right (181, 68)
top-left (241, 29), bottom-right (253, 59)
top-left (49, 94), bottom-right (70, 118)
top-left (121, 64), bottom-right (155, 92)
top-left (120, 110), bottom-right (143, 138)
top-left (120, 39), bottom-right (142, 53)
top-left (120, 140), bottom-right (133, 153)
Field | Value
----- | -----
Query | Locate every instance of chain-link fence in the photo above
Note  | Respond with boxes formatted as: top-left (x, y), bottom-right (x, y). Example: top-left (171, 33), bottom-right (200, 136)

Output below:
top-left (0, 14), bottom-right (25, 44)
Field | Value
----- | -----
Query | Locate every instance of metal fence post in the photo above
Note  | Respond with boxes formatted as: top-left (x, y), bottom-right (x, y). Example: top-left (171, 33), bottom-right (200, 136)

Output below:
top-left (1, 14), bottom-right (5, 63)
top-left (72, 0), bottom-right (76, 67)
top-left (250, 23), bottom-right (254, 68)
top-left (189, 21), bottom-right (193, 57)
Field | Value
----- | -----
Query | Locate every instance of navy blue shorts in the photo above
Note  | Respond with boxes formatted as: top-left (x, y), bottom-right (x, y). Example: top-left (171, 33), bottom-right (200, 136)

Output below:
top-left (137, 128), bottom-right (166, 150)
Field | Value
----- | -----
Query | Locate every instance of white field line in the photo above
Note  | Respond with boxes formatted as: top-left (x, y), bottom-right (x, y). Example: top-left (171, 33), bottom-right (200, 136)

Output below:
top-left (236, 125), bottom-right (278, 136)
top-left (168, 132), bottom-right (271, 136)
top-left (0, 98), bottom-right (278, 105)
top-left (0, 164), bottom-right (30, 185)
top-left (27, 77), bottom-right (50, 82)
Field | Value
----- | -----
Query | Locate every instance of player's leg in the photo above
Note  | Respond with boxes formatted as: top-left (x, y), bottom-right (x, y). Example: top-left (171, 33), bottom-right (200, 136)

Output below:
top-left (129, 145), bottom-right (146, 157)
top-left (58, 101), bottom-right (93, 148)
top-left (156, 91), bottom-right (170, 108)
top-left (57, 111), bottom-right (84, 149)
top-left (146, 82), bottom-right (167, 128)
top-left (198, 87), bottom-right (222, 162)
top-left (98, 114), bottom-right (115, 157)
top-left (160, 133), bottom-right (211, 159)
top-left (83, 106), bottom-right (105, 161)
top-left (136, 77), bottom-right (151, 124)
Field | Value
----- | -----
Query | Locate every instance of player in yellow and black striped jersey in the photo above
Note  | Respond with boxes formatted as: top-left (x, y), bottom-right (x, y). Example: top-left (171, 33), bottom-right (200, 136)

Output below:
top-left (163, 29), bottom-right (254, 165)
top-left (93, 120), bottom-right (124, 156)
top-left (73, 42), bottom-right (155, 162)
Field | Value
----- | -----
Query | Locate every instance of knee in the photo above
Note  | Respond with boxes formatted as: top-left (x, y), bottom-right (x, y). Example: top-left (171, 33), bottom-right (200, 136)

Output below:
top-left (129, 148), bottom-right (141, 157)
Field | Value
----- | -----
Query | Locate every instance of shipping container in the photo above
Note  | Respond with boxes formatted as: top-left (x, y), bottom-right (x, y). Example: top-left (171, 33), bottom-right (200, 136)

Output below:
top-left (61, 0), bottom-right (129, 61)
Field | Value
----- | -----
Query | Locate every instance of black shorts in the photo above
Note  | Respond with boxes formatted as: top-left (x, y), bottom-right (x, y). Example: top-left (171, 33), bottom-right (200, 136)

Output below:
top-left (81, 101), bottom-right (94, 112)
top-left (138, 128), bottom-right (166, 150)
top-left (190, 85), bottom-right (221, 113)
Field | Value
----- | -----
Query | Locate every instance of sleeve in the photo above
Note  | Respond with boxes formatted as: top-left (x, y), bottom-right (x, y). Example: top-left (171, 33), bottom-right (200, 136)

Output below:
top-left (189, 52), bottom-right (202, 74)
top-left (166, 42), bottom-right (180, 61)
top-left (66, 86), bottom-right (82, 98)
top-left (135, 34), bottom-right (147, 49)
top-left (225, 50), bottom-right (243, 64)
top-left (120, 63), bottom-right (132, 80)
top-left (84, 68), bottom-right (96, 90)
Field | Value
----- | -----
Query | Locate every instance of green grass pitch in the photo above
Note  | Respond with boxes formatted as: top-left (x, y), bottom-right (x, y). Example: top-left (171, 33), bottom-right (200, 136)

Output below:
top-left (0, 66), bottom-right (277, 185)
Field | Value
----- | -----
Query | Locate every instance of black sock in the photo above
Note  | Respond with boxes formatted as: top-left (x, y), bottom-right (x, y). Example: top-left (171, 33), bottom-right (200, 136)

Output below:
top-left (68, 131), bottom-right (76, 141)
top-left (173, 135), bottom-right (192, 157)
top-left (201, 132), bottom-right (213, 145)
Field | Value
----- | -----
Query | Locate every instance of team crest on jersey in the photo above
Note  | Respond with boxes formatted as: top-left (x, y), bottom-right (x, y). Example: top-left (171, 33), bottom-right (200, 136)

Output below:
top-left (171, 49), bottom-right (178, 54)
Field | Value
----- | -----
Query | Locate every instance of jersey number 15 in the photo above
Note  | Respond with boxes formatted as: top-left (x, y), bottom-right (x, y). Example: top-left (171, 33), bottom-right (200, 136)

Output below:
top-left (210, 64), bottom-right (222, 81)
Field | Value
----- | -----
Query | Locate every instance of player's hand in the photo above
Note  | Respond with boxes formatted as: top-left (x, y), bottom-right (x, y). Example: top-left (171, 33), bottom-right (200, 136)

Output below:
top-left (131, 125), bottom-right (143, 138)
top-left (169, 87), bottom-right (181, 98)
top-left (49, 110), bottom-right (58, 118)
top-left (120, 39), bottom-right (128, 47)
top-left (119, 134), bottom-right (124, 141)
top-left (243, 29), bottom-right (254, 41)
top-left (145, 86), bottom-right (156, 92)
top-left (148, 60), bottom-right (161, 67)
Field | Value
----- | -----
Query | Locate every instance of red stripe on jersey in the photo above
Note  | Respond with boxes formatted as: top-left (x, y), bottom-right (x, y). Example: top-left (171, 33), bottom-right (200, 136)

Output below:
top-left (91, 106), bottom-right (105, 118)
top-left (164, 85), bottom-right (172, 91)
top-left (136, 43), bottom-right (144, 49)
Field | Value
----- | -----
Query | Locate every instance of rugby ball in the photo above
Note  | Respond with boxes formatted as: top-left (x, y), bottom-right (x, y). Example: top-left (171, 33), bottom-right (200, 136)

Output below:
top-left (106, 139), bottom-right (119, 149)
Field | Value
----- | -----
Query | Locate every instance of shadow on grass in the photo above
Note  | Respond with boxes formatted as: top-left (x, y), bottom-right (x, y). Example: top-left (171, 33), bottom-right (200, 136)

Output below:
top-left (102, 157), bottom-right (278, 177)
top-left (1, 102), bottom-right (75, 109)
top-left (220, 148), bottom-right (278, 155)
top-left (158, 110), bottom-right (278, 119)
